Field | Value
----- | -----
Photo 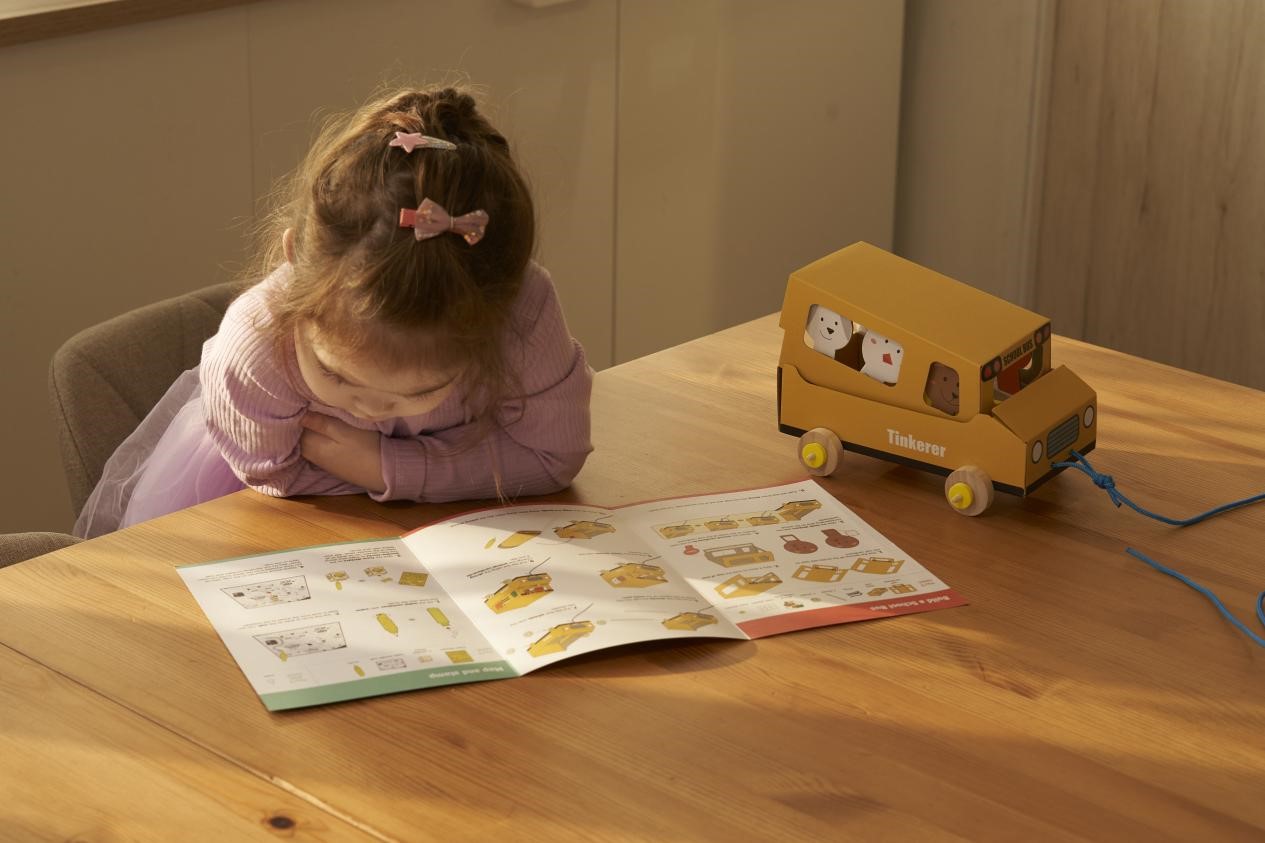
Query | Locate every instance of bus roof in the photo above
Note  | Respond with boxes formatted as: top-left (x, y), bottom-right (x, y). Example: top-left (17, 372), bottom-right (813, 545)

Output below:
top-left (787, 242), bottom-right (1047, 364)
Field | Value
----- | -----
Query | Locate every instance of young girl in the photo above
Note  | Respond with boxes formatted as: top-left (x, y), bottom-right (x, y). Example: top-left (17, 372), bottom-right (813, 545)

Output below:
top-left (75, 87), bottom-right (594, 538)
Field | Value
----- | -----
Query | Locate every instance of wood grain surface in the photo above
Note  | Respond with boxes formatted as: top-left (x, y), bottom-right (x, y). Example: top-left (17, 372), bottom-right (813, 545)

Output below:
top-left (1, 316), bottom-right (1263, 841)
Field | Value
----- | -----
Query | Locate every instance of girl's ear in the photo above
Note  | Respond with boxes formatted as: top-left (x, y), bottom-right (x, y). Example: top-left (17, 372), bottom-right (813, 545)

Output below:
top-left (282, 228), bottom-right (296, 264)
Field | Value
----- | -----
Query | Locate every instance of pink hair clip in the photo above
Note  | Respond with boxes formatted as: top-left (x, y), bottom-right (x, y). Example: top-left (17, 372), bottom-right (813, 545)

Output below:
top-left (399, 198), bottom-right (489, 245)
top-left (388, 131), bottom-right (457, 153)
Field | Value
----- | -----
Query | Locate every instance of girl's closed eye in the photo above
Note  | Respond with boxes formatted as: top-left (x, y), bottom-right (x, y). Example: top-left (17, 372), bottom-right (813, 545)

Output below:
top-left (316, 360), bottom-right (349, 386)
top-left (303, 331), bottom-right (459, 409)
top-left (406, 385), bottom-right (439, 399)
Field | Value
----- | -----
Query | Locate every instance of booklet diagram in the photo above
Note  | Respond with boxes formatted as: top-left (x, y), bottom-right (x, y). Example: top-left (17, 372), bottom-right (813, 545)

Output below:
top-left (177, 480), bottom-right (965, 711)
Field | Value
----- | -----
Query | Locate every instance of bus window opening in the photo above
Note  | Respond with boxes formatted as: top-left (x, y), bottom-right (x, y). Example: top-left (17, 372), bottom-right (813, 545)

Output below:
top-left (924, 362), bottom-right (960, 416)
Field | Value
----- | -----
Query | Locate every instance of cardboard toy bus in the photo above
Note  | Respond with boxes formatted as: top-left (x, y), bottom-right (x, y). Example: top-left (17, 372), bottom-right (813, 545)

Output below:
top-left (778, 242), bottom-right (1096, 515)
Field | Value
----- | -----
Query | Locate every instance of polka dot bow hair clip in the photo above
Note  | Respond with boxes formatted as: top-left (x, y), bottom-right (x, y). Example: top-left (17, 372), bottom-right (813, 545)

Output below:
top-left (398, 199), bottom-right (489, 246)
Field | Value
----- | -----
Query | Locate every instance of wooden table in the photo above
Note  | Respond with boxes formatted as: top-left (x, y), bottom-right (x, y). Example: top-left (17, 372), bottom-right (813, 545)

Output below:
top-left (3, 315), bottom-right (1264, 841)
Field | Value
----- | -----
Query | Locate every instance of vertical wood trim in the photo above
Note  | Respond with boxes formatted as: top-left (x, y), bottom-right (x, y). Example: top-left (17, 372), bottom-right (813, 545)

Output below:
top-left (1033, 0), bottom-right (1110, 340)
top-left (894, 0), bottom-right (1049, 306)
top-left (610, 0), bottom-right (622, 369)
top-left (1015, 0), bottom-right (1057, 310)
top-left (1035, 0), bottom-right (1265, 387)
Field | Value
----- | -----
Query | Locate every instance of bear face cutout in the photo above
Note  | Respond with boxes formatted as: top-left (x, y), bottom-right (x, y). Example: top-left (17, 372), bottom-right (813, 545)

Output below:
top-left (925, 361), bottom-right (960, 415)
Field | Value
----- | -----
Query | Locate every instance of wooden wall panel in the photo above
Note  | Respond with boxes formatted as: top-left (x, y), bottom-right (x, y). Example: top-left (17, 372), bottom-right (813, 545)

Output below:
top-left (1036, 0), bottom-right (1265, 388)
top-left (895, 0), bottom-right (1053, 307)
top-left (615, 0), bottom-right (904, 363)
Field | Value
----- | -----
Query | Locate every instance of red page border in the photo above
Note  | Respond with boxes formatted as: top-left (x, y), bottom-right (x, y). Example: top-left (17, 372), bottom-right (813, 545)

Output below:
top-left (737, 588), bottom-right (968, 638)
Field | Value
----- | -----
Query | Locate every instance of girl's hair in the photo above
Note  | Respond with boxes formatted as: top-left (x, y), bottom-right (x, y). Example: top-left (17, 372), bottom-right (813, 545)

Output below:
top-left (247, 86), bottom-right (535, 427)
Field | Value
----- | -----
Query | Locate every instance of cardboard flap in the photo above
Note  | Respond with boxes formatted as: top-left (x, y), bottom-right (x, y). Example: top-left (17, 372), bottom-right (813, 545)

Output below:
top-left (991, 365), bottom-right (1095, 441)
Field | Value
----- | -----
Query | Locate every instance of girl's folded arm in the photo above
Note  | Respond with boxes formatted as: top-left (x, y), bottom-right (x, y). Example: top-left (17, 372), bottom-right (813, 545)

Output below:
top-left (375, 340), bottom-right (593, 502)
top-left (375, 269), bottom-right (594, 503)
top-left (201, 328), bottom-right (365, 498)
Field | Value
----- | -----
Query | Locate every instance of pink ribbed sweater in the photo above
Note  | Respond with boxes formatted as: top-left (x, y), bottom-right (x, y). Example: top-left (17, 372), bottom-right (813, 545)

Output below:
top-left (200, 262), bottom-right (594, 502)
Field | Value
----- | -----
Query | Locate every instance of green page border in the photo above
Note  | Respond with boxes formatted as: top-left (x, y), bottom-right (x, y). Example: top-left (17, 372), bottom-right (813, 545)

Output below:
top-left (260, 660), bottom-right (516, 711)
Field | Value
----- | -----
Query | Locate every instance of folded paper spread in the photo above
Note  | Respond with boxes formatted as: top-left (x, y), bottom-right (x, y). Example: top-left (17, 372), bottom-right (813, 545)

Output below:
top-left (177, 480), bottom-right (965, 710)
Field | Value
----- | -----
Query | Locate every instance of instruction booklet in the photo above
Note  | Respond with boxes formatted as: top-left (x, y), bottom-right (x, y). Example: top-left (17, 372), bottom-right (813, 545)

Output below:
top-left (177, 480), bottom-right (966, 710)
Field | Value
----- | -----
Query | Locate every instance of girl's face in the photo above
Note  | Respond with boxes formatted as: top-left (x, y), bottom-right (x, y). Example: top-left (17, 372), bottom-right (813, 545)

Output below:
top-left (294, 322), bottom-right (460, 421)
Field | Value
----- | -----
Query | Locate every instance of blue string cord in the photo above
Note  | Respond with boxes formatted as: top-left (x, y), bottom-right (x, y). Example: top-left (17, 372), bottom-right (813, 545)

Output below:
top-left (1053, 450), bottom-right (1265, 647)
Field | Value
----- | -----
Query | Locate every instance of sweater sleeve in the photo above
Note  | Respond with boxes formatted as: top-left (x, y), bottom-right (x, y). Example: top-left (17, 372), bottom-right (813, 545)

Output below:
top-left (201, 282), bottom-right (367, 498)
top-left (374, 267), bottom-right (594, 502)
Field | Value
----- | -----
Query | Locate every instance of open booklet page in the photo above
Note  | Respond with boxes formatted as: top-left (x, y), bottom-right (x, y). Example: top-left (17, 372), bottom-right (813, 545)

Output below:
top-left (405, 479), bottom-right (963, 679)
top-left (402, 504), bottom-right (748, 678)
top-left (602, 480), bottom-right (962, 638)
top-left (177, 539), bottom-right (513, 710)
top-left (178, 480), bottom-right (963, 710)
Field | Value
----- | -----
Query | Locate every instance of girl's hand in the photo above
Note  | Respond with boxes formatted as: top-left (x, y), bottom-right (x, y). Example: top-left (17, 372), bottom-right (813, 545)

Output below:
top-left (300, 412), bottom-right (386, 493)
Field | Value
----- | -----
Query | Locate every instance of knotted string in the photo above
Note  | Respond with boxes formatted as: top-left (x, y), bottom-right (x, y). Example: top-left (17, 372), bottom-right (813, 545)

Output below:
top-left (1054, 449), bottom-right (1265, 525)
top-left (1056, 449), bottom-right (1265, 647)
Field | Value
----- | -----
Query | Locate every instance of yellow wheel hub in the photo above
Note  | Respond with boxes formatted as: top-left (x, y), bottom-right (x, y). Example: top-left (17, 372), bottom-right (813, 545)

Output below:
top-left (947, 481), bottom-right (974, 510)
top-left (801, 442), bottom-right (827, 469)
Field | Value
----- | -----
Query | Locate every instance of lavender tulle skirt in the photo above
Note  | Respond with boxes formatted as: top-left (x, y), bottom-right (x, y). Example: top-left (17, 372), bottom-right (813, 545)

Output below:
top-left (74, 367), bottom-right (246, 539)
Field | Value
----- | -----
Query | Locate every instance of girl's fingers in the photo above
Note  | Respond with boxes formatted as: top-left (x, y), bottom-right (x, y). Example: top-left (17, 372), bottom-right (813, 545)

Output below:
top-left (301, 413), bottom-right (338, 434)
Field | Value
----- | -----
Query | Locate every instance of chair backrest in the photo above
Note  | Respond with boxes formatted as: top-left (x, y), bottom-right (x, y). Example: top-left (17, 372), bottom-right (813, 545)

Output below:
top-left (49, 282), bottom-right (242, 517)
top-left (0, 532), bottom-right (80, 568)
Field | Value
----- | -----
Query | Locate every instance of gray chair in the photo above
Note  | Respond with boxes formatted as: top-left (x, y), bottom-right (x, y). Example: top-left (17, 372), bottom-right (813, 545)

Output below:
top-left (0, 532), bottom-right (80, 568)
top-left (49, 282), bottom-right (241, 519)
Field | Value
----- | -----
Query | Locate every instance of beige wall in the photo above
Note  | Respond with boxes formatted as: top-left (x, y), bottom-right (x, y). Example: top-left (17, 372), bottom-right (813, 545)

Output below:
top-left (616, 0), bottom-right (904, 362)
top-left (2, 8), bottom-right (257, 533)
top-left (2, 0), bottom-right (903, 534)
top-left (895, 0), bottom-right (1053, 305)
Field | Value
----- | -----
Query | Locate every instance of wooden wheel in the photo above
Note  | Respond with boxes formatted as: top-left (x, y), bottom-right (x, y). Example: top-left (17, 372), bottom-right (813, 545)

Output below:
top-left (797, 428), bottom-right (842, 476)
top-left (944, 466), bottom-right (994, 516)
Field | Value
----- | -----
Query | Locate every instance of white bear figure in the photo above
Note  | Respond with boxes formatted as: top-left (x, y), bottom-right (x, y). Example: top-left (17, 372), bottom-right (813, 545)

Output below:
top-left (860, 330), bottom-right (903, 384)
top-left (805, 304), bottom-right (853, 357)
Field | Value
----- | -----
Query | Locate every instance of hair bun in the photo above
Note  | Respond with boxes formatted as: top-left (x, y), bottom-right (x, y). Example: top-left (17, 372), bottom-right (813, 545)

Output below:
top-left (422, 89), bottom-right (483, 144)
top-left (383, 110), bottom-right (425, 136)
top-left (436, 88), bottom-right (478, 115)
